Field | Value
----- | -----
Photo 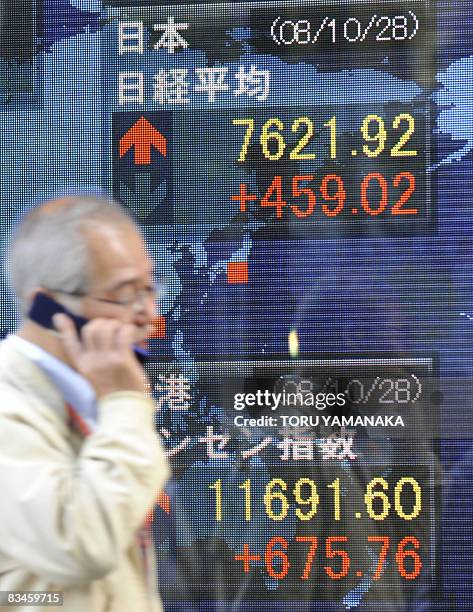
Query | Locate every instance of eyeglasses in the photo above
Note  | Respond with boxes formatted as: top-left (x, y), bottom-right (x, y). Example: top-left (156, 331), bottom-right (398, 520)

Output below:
top-left (45, 284), bottom-right (160, 312)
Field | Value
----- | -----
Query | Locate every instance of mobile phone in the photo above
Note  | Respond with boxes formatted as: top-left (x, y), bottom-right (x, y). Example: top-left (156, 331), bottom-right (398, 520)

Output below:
top-left (28, 292), bottom-right (149, 364)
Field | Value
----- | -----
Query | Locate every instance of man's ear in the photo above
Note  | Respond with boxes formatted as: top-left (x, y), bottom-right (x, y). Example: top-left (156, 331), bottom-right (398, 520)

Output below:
top-left (24, 287), bottom-right (61, 319)
top-left (26, 287), bottom-right (51, 305)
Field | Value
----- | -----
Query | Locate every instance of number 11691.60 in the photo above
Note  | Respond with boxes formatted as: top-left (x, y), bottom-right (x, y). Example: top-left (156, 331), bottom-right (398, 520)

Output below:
top-left (210, 476), bottom-right (422, 522)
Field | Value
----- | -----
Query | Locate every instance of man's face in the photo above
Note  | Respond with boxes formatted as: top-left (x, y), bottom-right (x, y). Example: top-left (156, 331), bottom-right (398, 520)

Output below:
top-left (78, 222), bottom-right (156, 344)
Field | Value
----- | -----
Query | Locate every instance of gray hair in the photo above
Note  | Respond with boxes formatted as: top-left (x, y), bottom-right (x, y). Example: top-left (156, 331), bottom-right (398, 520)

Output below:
top-left (7, 195), bottom-right (136, 317)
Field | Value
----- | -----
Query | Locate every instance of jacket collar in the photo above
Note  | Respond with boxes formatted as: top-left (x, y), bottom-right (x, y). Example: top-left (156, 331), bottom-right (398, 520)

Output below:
top-left (0, 336), bottom-right (72, 431)
top-left (6, 335), bottom-right (97, 426)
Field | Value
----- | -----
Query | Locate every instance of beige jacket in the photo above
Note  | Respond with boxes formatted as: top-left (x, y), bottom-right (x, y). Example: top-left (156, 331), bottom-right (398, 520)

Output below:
top-left (0, 338), bottom-right (170, 612)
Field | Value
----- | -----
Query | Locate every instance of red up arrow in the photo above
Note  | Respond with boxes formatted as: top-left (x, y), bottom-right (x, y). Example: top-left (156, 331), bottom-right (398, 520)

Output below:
top-left (119, 116), bottom-right (167, 166)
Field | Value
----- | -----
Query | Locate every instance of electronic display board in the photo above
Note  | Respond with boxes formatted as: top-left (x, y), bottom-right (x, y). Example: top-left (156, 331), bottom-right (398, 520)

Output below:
top-left (0, 0), bottom-right (473, 609)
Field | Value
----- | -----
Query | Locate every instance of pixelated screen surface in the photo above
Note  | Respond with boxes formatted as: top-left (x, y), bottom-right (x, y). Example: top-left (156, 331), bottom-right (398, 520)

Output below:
top-left (0, 0), bottom-right (472, 609)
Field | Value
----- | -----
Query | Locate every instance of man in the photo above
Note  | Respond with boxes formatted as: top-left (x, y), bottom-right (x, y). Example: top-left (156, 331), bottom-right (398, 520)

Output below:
top-left (0, 196), bottom-right (170, 611)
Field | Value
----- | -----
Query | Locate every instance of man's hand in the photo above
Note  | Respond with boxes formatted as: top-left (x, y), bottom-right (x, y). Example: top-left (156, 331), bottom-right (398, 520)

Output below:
top-left (52, 313), bottom-right (148, 397)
